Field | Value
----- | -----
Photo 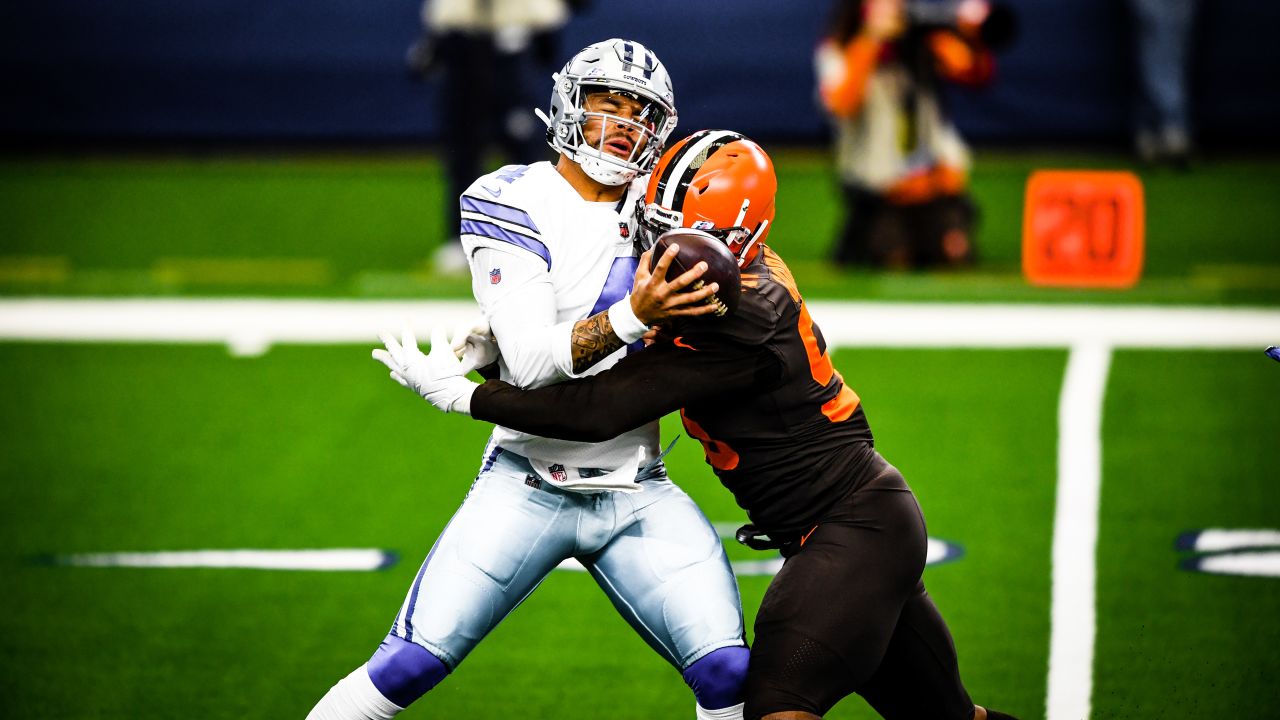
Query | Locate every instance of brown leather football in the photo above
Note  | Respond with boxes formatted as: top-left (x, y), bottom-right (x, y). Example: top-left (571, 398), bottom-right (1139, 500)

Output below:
top-left (648, 228), bottom-right (742, 317)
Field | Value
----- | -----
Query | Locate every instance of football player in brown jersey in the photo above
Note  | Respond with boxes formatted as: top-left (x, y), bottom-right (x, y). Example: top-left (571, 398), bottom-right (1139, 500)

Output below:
top-left (394, 130), bottom-right (1017, 720)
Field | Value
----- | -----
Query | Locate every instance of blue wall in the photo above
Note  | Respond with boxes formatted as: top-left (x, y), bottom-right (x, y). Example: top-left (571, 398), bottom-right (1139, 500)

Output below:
top-left (2, 0), bottom-right (1276, 144)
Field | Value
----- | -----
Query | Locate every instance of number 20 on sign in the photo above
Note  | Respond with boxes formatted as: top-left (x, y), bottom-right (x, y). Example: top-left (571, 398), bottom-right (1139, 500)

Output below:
top-left (1022, 170), bottom-right (1145, 288)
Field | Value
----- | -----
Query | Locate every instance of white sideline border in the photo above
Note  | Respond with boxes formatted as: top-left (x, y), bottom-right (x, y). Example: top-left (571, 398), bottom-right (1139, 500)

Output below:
top-left (0, 298), bottom-right (1276, 350)
top-left (3, 298), bottom-right (1278, 720)
top-left (53, 548), bottom-right (396, 572)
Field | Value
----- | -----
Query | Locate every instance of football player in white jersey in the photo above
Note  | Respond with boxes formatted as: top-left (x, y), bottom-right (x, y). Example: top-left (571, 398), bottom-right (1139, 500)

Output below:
top-left (307, 39), bottom-right (750, 720)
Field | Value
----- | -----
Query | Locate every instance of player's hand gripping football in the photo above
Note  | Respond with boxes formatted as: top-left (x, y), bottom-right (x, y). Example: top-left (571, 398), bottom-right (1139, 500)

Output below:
top-left (373, 327), bottom-right (478, 415)
top-left (630, 243), bottom-right (721, 325)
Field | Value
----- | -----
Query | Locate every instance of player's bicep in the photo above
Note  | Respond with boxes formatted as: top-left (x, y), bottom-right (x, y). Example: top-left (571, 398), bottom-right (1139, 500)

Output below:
top-left (470, 247), bottom-right (576, 388)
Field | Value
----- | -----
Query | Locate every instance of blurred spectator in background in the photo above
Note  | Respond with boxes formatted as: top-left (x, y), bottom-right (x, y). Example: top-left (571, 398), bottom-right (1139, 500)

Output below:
top-left (1126, 0), bottom-right (1196, 166)
top-left (406, 0), bottom-right (584, 273)
top-left (816, 0), bottom-right (1001, 270)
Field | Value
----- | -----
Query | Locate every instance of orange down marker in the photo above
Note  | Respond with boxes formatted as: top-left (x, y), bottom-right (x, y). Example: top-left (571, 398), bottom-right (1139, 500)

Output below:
top-left (1023, 170), bottom-right (1145, 288)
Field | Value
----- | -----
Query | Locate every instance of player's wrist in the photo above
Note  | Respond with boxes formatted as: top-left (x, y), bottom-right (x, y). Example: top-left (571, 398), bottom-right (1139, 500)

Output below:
top-left (448, 380), bottom-right (477, 415)
top-left (610, 296), bottom-right (651, 344)
top-left (424, 375), bottom-right (478, 415)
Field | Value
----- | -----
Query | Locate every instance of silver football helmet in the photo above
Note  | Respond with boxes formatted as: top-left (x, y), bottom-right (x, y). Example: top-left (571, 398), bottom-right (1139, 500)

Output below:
top-left (535, 38), bottom-right (678, 186)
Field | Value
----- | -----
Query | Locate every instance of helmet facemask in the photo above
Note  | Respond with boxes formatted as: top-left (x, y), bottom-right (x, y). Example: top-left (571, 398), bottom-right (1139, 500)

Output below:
top-left (633, 200), bottom-right (683, 252)
top-left (538, 39), bottom-right (678, 187)
top-left (702, 224), bottom-right (762, 268)
top-left (570, 86), bottom-right (671, 186)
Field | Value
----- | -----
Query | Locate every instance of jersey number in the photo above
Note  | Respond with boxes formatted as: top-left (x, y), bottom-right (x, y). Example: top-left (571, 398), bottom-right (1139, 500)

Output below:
top-left (681, 410), bottom-right (739, 472)
top-left (765, 248), bottom-right (860, 423)
top-left (797, 302), bottom-right (860, 422)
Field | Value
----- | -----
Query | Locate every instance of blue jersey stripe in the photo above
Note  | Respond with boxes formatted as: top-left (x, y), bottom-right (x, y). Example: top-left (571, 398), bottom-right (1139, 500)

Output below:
top-left (589, 256), bottom-right (639, 316)
top-left (460, 219), bottom-right (551, 270)
top-left (590, 256), bottom-right (643, 354)
top-left (460, 195), bottom-right (540, 234)
top-left (479, 445), bottom-right (504, 475)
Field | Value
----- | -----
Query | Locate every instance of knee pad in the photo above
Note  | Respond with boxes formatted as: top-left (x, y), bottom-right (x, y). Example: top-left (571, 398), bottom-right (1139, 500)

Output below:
top-left (682, 645), bottom-right (750, 710)
top-left (366, 633), bottom-right (450, 708)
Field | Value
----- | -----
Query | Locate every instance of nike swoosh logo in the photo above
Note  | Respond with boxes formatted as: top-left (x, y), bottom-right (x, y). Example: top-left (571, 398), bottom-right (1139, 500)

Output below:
top-left (800, 525), bottom-right (819, 547)
top-left (481, 184), bottom-right (502, 197)
top-left (672, 336), bottom-right (698, 351)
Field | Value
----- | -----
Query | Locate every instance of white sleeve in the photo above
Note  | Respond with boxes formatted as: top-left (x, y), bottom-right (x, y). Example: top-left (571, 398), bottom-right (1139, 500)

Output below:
top-left (469, 246), bottom-right (577, 388)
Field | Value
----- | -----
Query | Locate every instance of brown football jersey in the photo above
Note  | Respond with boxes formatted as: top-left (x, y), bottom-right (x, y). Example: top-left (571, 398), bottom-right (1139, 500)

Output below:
top-left (667, 246), bottom-right (874, 533)
top-left (471, 246), bottom-right (874, 535)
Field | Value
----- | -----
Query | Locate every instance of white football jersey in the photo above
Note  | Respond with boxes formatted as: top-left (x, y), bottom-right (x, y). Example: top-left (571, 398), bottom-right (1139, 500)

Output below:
top-left (460, 161), bottom-right (658, 475)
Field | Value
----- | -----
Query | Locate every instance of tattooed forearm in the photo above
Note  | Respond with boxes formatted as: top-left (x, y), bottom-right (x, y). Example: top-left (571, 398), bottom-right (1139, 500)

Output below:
top-left (571, 310), bottom-right (625, 374)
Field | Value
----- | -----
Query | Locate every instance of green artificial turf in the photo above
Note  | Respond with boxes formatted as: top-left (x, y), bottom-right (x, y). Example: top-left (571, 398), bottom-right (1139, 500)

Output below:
top-left (813, 349), bottom-right (1065, 719)
top-left (2, 151), bottom-right (1277, 304)
top-left (0, 344), bottom-right (1070, 718)
top-left (1093, 350), bottom-right (1280, 718)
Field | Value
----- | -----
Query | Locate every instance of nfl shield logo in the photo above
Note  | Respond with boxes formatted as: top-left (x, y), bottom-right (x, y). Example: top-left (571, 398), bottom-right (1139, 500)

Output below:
top-left (489, 268), bottom-right (502, 284)
top-left (548, 464), bottom-right (568, 483)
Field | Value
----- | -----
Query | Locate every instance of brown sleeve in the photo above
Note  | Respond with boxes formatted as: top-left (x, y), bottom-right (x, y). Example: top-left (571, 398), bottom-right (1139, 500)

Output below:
top-left (476, 361), bottom-right (501, 381)
top-left (471, 338), bottom-right (782, 442)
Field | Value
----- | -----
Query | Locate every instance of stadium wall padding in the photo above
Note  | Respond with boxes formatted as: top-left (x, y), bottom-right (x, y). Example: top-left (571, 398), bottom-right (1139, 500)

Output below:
top-left (2, 0), bottom-right (1276, 144)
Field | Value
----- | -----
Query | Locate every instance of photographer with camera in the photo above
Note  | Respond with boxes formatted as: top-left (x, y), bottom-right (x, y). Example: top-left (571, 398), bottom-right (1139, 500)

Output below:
top-left (816, 0), bottom-right (1012, 270)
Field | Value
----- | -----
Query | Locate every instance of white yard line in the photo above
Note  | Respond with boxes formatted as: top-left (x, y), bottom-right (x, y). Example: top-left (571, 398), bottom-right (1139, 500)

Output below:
top-left (53, 549), bottom-right (396, 571)
top-left (0, 299), bottom-right (1276, 350)
top-left (1180, 528), bottom-right (1280, 553)
top-left (805, 302), bottom-right (1280, 349)
top-left (1047, 342), bottom-right (1112, 720)
top-left (3, 298), bottom-right (1278, 719)
top-left (1186, 551), bottom-right (1280, 578)
top-left (0, 298), bottom-right (483, 354)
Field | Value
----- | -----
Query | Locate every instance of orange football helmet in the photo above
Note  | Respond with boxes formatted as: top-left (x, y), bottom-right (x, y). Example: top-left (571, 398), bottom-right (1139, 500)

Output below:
top-left (635, 129), bottom-right (777, 268)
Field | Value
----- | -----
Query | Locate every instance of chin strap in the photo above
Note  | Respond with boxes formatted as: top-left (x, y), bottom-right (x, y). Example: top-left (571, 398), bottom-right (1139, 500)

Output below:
top-left (581, 153), bottom-right (637, 186)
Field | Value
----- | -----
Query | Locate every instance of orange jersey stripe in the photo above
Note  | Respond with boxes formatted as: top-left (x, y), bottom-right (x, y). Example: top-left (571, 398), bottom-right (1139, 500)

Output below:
top-left (822, 375), bottom-right (861, 423)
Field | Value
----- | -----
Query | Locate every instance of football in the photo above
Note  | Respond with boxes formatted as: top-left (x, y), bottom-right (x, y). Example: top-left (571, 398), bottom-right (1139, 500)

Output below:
top-left (649, 228), bottom-right (742, 316)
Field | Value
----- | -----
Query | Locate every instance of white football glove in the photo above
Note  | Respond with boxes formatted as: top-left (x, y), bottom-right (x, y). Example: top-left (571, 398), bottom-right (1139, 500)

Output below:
top-left (450, 317), bottom-right (499, 375)
top-left (372, 327), bottom-right (478, 414)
